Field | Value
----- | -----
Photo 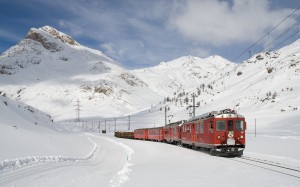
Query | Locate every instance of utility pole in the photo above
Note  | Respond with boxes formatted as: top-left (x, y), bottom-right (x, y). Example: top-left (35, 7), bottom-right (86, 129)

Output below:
top-left (189, 93), bottom-right (198, 118)
top-left (74, 99), bottom-right (81, 122)
top-left (165, 106), bottom-right (167, 126)
top-left (115, 118), bottom-right (116, 132)
top-left (128, 116), bottom-right (131, 130)
top-left (98, 121), bottom-right (101, 133)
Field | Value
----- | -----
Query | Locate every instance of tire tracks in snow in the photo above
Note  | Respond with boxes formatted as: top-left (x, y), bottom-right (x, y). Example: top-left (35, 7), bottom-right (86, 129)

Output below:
top-left (0, 134), bottom-right (135, 187)
top-left (88, 134), bottom-right (135, 187)
top-left (0, 136), bottom-right (97, 185)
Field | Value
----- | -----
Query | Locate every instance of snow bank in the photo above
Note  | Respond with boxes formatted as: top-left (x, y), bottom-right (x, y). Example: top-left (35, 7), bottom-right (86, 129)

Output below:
top-left (0, 137), bottom-right (97, 172)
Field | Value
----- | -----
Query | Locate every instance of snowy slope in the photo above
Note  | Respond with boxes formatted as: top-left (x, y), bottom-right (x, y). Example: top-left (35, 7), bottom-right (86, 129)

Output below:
top-left (0, 26), bottom-right (237, 121)
top-left (0, 26), bottom-right (161, 119)
top-left (132, 55), bottom-right (234, 96)
top-left (120, 40), bottom-right (300, 135)
top-left (0, 95), bottom-right (94, 161)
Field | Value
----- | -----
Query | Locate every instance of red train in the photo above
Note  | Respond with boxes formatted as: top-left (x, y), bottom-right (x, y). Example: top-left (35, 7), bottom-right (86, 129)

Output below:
top-left (130, 109), bottom-right (246, 156)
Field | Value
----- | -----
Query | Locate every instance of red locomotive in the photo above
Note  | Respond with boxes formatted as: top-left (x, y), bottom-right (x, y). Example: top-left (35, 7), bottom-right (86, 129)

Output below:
top-left (180, 108), bottom-right (246, 156)
top-left (120, 109), bottom-right (246, 157)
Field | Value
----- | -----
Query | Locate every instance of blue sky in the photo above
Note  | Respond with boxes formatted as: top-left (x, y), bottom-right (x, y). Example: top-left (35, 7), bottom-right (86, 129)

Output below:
top-left (0, 0), bottom-right (299, 69)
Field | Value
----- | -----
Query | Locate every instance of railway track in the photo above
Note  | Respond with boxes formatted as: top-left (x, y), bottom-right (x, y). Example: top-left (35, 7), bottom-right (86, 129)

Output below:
top-left (231, 155), bottom-right (300, 179)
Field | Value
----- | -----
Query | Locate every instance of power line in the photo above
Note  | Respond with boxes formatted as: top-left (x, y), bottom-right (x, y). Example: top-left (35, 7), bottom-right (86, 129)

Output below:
top-left (231, 6), bottom-right (300, 63)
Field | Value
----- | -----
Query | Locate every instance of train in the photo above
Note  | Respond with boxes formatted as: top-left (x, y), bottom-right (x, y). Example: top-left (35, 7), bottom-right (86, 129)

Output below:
top-left (115, 108), bottom-right (246, 157)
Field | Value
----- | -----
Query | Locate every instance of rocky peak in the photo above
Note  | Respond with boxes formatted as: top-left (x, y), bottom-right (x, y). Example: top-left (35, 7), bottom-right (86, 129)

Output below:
top-left (25, 28), bottom-right (62, 52)
top-left (41, 26), bottom-right (79, 46)
top-left (24, 26), bottom-right (79, 52)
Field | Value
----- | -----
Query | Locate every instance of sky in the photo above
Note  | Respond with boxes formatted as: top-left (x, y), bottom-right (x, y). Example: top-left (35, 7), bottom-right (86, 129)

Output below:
top-left (0, 0), bottom-right (300, 69)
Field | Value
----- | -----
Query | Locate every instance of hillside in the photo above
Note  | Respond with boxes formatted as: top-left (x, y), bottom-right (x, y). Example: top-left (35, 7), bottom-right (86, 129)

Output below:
top-left (148, 39), bottom-right (300, 133)
top-left (0, 26), bottom-right (161, 119)
top-left (0, 95), bottom-right (93, 160)
top-left (0, 26), bottom-right (235, 120)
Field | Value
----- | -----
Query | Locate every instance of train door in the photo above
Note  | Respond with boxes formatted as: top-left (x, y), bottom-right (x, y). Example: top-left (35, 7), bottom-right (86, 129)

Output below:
top-left (205, 120), bottom-right (215, 144)
top-left (191, 123), bottom-right (195, 142)
top-left (197, 121), bottom-right (204, 143)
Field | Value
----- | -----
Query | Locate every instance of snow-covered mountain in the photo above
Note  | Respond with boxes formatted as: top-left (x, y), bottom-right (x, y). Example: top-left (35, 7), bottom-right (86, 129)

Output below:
top-left (0, 26), bottom-right (299, 132)
top-left (132, 55), bottom-right (234, 96)
top-left (153, 39), bottom-right (300, 132)
top-left (0, 26), bottom-right (162, 119)
top-left (0, 26), bottom-right (235, 120)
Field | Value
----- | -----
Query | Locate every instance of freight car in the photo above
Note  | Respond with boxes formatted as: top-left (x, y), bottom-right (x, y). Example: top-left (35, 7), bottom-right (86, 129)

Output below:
top-left (115, 131), bottom-right (134, 139)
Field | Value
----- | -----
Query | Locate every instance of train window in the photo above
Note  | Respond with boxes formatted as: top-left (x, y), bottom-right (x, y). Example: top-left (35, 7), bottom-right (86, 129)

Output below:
top-left (228, 120), bottom-right (234, 131)
top-left (210, 121), bottom-right (213, 129)
top-left (195, 123), bottom-right (199, 134)
top-left (200, 122), bottom-right (204, 133)
top-left (236, 121), bottom-right (244, 131)
top-left (216, 120), bottom-right (226, 131)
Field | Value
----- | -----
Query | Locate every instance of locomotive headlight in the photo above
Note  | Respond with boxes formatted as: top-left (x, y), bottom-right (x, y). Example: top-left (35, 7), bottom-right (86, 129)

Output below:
top-left (217, 135), bottom-right (221, 140)
top-left (240, 135), bottom-right (244, 139)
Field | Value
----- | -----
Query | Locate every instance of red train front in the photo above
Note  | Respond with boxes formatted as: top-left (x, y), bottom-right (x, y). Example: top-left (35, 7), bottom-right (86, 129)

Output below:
top-left (181, 109), bottom-right (246, 156)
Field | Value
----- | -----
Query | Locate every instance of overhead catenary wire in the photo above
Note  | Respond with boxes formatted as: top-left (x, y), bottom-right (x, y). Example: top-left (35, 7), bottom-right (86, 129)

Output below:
top-left (200, 8), bottom-right (300, 96)
top-left (231, 6), bottom-right (300, 63)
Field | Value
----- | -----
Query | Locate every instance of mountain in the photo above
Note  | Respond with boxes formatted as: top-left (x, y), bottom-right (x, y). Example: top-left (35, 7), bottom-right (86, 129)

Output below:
top-left (0, 26), bottom-right (299, 133)
top-left (131, 55), bottom-right (234, 96)
top-left (0, 26), bottom-right (161, 119)
top-left (154, 39), bottom-right (300, 132)
top-left (0, 26), bottom-right (235, 120)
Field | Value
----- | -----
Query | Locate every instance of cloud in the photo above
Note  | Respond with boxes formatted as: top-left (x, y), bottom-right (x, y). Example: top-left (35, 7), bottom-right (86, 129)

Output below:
top-left (0, 29), bottom-right (23, 42)
top-left (8, 0), bottom-right (297, 67)
top-left (170, 0), bottom-right (298, 46)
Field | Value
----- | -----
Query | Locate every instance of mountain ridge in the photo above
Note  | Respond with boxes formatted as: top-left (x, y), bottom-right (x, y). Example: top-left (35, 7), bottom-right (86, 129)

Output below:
top-left (0, 26), bottom-right (299, 127)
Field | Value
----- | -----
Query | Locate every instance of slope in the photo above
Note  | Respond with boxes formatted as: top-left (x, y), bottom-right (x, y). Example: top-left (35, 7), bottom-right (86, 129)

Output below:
top-left (0, 26), bottom-right (161, 120)
top-left (0, 95), bottom-right (93, 161)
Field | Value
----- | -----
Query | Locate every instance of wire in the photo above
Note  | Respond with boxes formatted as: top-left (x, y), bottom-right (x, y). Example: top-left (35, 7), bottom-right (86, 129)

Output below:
top-left (231, 6), bottom-right (300, 63)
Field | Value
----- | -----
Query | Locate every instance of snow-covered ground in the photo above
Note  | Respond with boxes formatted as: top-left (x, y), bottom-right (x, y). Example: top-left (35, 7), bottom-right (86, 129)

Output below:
top-left (1, 132), bottom-right (299, 187)
top-left (1, 96), bottom-right (299, 186)
top-left (1, 26), bottom-right (300, 186)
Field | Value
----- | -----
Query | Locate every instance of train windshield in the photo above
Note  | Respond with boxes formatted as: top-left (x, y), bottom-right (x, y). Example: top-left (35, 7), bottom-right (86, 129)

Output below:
top-left (235, 120), bottom-right (244, 131)
top-left (216, 120), bottom-right (226, 131)
top-left (228, 120), bottom-right (234, 131)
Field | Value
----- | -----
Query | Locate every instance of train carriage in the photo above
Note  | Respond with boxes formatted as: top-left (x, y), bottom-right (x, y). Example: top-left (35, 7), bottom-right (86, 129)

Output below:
top-left (134, 128), bottom-right (148, 140)
top-left (148, 127), bottom-right (164, 142)
top-left (164, 120), bottom-right (186, 144)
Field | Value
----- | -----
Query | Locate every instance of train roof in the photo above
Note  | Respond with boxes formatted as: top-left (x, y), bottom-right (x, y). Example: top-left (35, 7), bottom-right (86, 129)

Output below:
top-left (165, 120), bottom-right (186, 128)
top-left (188, 108), bottom-right (245, 122)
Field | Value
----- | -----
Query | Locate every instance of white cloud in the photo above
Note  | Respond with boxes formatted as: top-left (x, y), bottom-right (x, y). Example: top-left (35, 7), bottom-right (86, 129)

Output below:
top-left (170, 0), bottom-right (297, 46)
